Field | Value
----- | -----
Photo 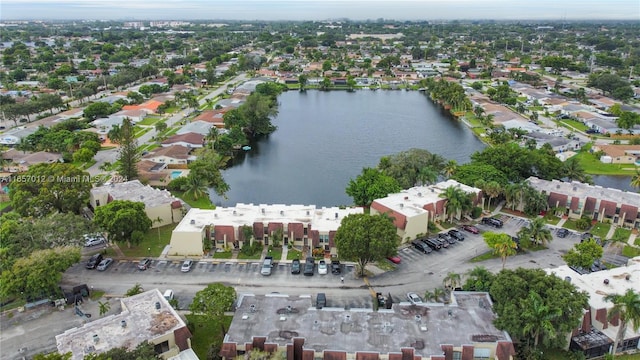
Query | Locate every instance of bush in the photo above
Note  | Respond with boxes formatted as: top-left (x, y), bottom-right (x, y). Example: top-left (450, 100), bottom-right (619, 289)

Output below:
top-left (241, 241), bottom-right (262, 256)
top-left (471, 206), bottom-right (483, 218)
top-left (428, 222), bottom-right (437, 231)
top-left (167, 176), bottom-right (188, 191)
top-left (576, 216), bottom-right (591, 230)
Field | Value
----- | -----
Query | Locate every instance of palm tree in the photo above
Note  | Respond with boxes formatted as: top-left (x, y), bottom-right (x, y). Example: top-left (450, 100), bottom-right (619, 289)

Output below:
top-left (423, 290), bottom-right (436, 302)
top-left (98, 300), bottom-right (111, 317)
top-left (416, 166), bottom-right (438, 186)
top-left (483, 232), bottom-right (517, 269)
top-left (443, 272), bottom-right (462, 301)
top-left (181, 175), bottom-right (210, 201)
top-left (521, 290), bottom-right (562, 348)
top-left (523, 217), bottom-right (553, 246)
top-left (484, 181), bottom-right (503, 209)
top-left (443, 160), bottom-right (457, 178)
top-left (153, 216), bottom-right (164, 243)
top-left (563, 157), bottom-right (587, 182)
top-left (433, 288), bottom-right (446, 303)
top-left (630, 168), bottom-right (640, 189)
top-left (604, 289), bottom-right (640, 354)
top-left (439, 186), bottom-right (468, 222)
top-left (473, 105), bottom-right (485, 119)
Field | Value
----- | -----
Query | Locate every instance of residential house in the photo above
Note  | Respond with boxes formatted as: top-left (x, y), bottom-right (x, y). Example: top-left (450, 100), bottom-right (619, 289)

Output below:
top-left (176, 120), bottom-right (213, 136)
top-left (168, 204), bottom-right (364, 257)
top-left (221, 292), bottom-right (514, 360)
top-left (161, 133), bottom-right (204, 148)
top-left (521, 131), bottom-right (580, 153)
top-left (193, 109), bottom-right (227, 128)
top-left (0, 126), bottom-right (38, 146)
top-left (527, 177), bottom-right (640, 227)
top-left (1, 149), bottom-right (63, 172)
top-left (137, 160), bottom-right (172, 187)
top-left (89, 180), bottom-right (184, 228)
top-left (592, 145), bottom-right (640, 164)
top-left (142, 145), bottom-right (195, 166)
top-left (56, 289), bottom-right (192, 360)
top-left (371, 180), bottom-right (482, 243)
top-left (545, 259), bottom-right (640, 358)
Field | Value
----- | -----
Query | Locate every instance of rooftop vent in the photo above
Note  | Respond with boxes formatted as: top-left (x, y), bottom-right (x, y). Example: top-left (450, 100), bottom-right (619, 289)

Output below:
top-left (604, 279), bottom-right (610, 285)
top-left (250, 304), bottom-right (256, 313)
top-left (447, 309), bottom-right (453, 317)
top-left (280, 210), bottom-right (284, 215)
top-left (93, 334), bottom-right (99, 344)
top-left (414, 315), bottom-right (422, 322)
top-left (479, 299), bottom-right (485, 309)
top-left (233, 210), bottom-right (237, 215)
top-left (242, 314), bottom-right (249, 320)
top-left (345, 314), bottom-right (351, 321)
top-left (190, 219), bottom-right (195, 225)
top-left (430, 188), bottom-right (434, 192)
top-left (140, 195), bottom-right (144, 200)
top-left (306, 210), bottom-right (310, 216)
top-left (400, 203), bottom-right (404, 208)
top-left (626, 274), bottom-right (631, 281)
top-left (418, 192), bottom-right (422, 197)
top-left (573, 186), bottom-right (577, 191)
top-left (286, 305), bottom-right (292, 313)
top-left (335, 213), bottom-right (338, 219)
top-left (262, 208), bottom-right (265, 214)
top-left (279, 316), bottom-right (287, 321)
top-left (565, 276), bottom-right (572, 283)
top-left (155, 302), bottom-right (161, 310)
top-left (214, 213), bottom-right (217, 218)
top-left (404, 196), bottom-right (409, 200)
top-left (121, 320), bottom-right (127, 328)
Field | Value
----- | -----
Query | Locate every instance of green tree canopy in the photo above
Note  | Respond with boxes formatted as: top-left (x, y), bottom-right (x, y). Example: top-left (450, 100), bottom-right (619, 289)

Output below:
top-left (8, 163), bottom-right (92, 217)
top-left (377, 148), bottom-right (446, 189)
top-left (0, 246), bottom-right (80, 300)
top-left (93, 200), bottom-right (151, 248)
top-left (603, 289), bottom-right (640, 354)
top-left (111, 118), bottom-right (139, 181)
top-left (334, 213), bottom-right (398, 276)
top-left (490, 268), bottom-right (589, 349)
top-left (483, 232), bottom-right (517, 269)
top-left (345, 167), bottom-right (401, 207)
top-left (562, 239), bottom-right (603, 269)
top-left (452, 163), bottom-right (509, 187)
top-left (190, 283), bottom-right (237, 319)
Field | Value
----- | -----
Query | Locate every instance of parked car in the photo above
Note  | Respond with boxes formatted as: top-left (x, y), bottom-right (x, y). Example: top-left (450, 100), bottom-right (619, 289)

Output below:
top-left (96, 258), bottom-right (113, 271)
top-left (433, 237), bottom-right (449, 248)
top-left (386, 255), bottom-right (402, 264)
top-left (303, 257), bottom-right (315, 276)
top-left (181, 259), bottom-right (194, 272)
top-left (316, 293), bottom-right (326, 309)
top-left (291, 259), bottom-right (301, 274)
top-left (421, 238), bottom-right (441, 251)
top-left (86, 253), bottom-right (103, 269)
top-left (138, 258), bottom-right (152, 270)
top-left (511, 236), bottom-right (522, 252)
top-left (557, 228), bottom-right (570, 238)
top-left (261, 256), bottom-right (274, 276)
top-left (448, 229), bottom-right (465, 241)
top-left (462, 224), bottom-right (479, 234)
top-left (84, 235), bottom-right (106, 247)
top-left (481, 217), bottom-right (503, 228)
top-left (318, 260), bottom-right (328, 275)
top-left (407, 292), bottom-right (423, 305)
top-left (163, 289), bottom-right (174, 301)
top-left (438, 232), bottom-right (456, 245)
top-left (412, 239), bottom-right (432, 253)
top-left (331, 260), bottom-right (341, 275)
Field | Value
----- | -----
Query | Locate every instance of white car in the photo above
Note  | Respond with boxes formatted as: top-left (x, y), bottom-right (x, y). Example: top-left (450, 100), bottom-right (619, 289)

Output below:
top-left (407, 292), bottom-right (423, 305)
top-left (181, 260), bottom-right (194, 272)
top-left (318, 260), bottom-right (328, 275)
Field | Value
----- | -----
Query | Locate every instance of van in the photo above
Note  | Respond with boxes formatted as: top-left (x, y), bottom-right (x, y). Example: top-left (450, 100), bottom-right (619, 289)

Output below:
top-left (163, 289), bottom-right (174, 301)
top-left (316, 293), bottom-right (326, 309)
top-left (261, 256), bottom-right (273, 276)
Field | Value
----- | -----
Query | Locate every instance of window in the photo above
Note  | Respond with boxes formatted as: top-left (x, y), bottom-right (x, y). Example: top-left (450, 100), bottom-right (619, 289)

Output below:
top-left (95, 200), bottom-right (100, 207)
top-left (473, 348), bottom-right (490, 359)
top-left (154, 340), bottom-right (170, 354)
top-left (452, 352), bottom-right (462, 360)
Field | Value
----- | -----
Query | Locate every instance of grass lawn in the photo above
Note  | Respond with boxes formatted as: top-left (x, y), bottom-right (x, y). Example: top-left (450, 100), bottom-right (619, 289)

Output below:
top-left (612, 227), bottom-right (632, 243)
top-left (287, 248), bottom-right (302, 260)
top-left (237, 251), bottom-right (263, 260)
top-left (171, 191), bottom-right (216, 209)
top-left (186, 314), bottom-right (233, 360)
top-left (119, 223), bottom-right (177, 258)
top-left (574, 151), bottom-right (637, 175)
top-left (561, 219), bottom-right (581, 231)
top-left (376, 260), bottom-right (396, 271)
top-left (591, 223), bottom-right (611, 239)
top-left (636, 237), bottom-right (640, 246)
top-left (136, 116), bottom-right (162, 126)
top-left (0, 201), bottom-right (11, 211)
top-left (559, 119), bottom-right (589, 131)
top-left (439, 221), bottom-right (456, 229)
top-left (470, 251), bottom-right (499, 262)
top-left (544, 216), bottom-right (561, 225)
top-left (622, 245), bottom-right (640, 258)
top-left (267, 247), bottom-right (282, 260)
top-left (213, 251), bottom-right (233, 259)
top-left (134, 126), bottom-right (152, 138)
top-left (89, 290), bottom-right (105, 300)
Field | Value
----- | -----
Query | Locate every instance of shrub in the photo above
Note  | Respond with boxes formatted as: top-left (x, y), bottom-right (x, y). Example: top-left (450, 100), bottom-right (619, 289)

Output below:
top-left (167, 176), bottom-right (188, 191)
top-left (576, 216), bottom-right (591, 230)
top-left (471, 206), bottom-right (483, 219)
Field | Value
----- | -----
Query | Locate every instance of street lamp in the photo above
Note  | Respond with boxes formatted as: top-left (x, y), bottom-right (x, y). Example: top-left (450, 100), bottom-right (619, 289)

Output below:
top-left (148, 247), bottom-right (151, 257)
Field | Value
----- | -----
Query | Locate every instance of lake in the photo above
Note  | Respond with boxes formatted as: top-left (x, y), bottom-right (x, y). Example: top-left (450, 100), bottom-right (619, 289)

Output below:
top-left (213, 90), bottom-right (486, 207)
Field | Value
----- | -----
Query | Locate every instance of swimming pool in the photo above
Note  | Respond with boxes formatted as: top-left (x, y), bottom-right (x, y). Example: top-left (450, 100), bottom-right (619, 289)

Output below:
top-left (170, 171), bottom-right (183, 179)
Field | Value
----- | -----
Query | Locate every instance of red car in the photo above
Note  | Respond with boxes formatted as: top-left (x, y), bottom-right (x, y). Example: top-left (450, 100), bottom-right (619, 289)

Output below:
top-left (386, 256), bottom-right (402, 264)
top-left (462, 225), bottom-right (479, 234)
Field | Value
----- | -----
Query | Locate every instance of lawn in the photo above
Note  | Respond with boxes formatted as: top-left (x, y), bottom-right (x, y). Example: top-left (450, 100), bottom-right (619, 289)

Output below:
top-left (574, 151), bottom-right (637, 175)
top-left (0, 201), bottom-right (11, 211)
top-left (186, 314), bottom-right (233, 360)
top-left (171, 191), bottom-right (216, 209)
top-left (266, 247), bottom-right (282, 260)
top-left (544, 216), bottom-right (561, 226)
top-left (559, 119), bottom-right (589, 131)
top-left (134, 126), bottom-right (152, 138)
top-left (622, 245), bottom-right (640, 258)
top-left (118, 223), bottom-right (177, 258)
top-left (213, 251), bottom-right (233, 259)
top-left (612, 227), bottom-right (632, 243)
top-left (636, 237), bottom-right (640, 247)
top-left (287, 248), bottom-right (302, 260)
top-left (470, 251), bottom-right (499, 262)
top-left (561, 219), bottom-right (580, 231)
top-left (237, 251), bottom-right (263, 260)
top-left (591, 222), bottom-right (611, 239)
top-left (136, 116), bottom-right (162, 126)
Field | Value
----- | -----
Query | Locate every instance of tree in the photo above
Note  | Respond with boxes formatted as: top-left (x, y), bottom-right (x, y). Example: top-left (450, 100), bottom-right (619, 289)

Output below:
top-left (87, 341), bottom-right (159, 360)
top-left (439, 185), bottom-right (472, 222)
top-left (334, 213), bottom-right (398, 277)
top-left (562, 239), bottom-right (603, 269)
top-left (187, 148), bottom-right (229, 198)
top-left (190, 283), bottom-right (236, 322)
top-left (0, 247), bottom-right (80, 301)
top-left (8, 163), bottom-right (92, 217)
top-left (603, 289), bottom-right (640, 355)
top-left (518, 217), bottom-right (553, 247)
top-left (181, 174), bottom-right (210, 200)
top-left (483, 232), bottom-right (517, 269)
top-left (631, 168), bottom-right (640, 189)
top-left (111, 118), bottom-right (139, 180)
top-left (98, 300), bottom-right (111, 317)
top-left (443, 159), bottom-right (457, 178)
top-left (93, 200), bottom-right (152, 248)
top-left (298, 74), bottom-right (308, 91)
top-left (462, 266), bottom-right (495, 292)
top-left (521, 290), bottom-right (563, 348)
top-left (125, 283), bottom-right (144, 297)
top-left (443, 272), bottom-right (461, 301)
top-left (563, 157), bottom-right (588, 182)
top-left (154, 121), bottom-right (168, 133)
top-left (345, 167), bottom-right (401, 207)
top-left (83, 101), bottom-right (115, 120)
top-left (33, 353), bottom-right (72, 360)
top-left (377, 148), bottom-right (446, 189)
top-left (72, 147), bottom-right (94, 163)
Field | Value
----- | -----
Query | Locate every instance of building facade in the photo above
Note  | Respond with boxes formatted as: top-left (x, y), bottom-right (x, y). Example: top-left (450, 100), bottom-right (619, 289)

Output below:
top-left (168, 204), bottom-right (364, 257)
top-left (370, 180), bottom-right (482, 242)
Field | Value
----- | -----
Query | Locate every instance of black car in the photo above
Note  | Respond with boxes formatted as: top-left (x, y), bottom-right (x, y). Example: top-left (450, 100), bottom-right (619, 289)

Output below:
top-left (422, 237), bottom-right (441, 251)
top-left (86, 253), bottom-right (103, 269)
top-left (511, 236), bottom-right (522, 252)
top-left (438, 232), bottom-right (456, 245)
top-left (303, 257), bottom-right (315, 276)
top-left (557, 228), bottom-right (570, 238)
top-left (291, 259), bottom-right (301, 274)
top-left (433, 237), bottom-right (449, 248)
top-left (331, 260), bottom-right (341, 275)
top-left (448, 229), bottom-right (465, 241)
top-left (412, 240), bottom-right (432, 254)
top-left (481, 217), bottom-right (503, 228)
top-left (316, 293), bottom-right (326, 309)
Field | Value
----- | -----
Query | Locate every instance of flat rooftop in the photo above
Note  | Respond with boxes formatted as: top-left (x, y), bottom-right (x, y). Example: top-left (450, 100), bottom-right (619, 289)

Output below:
top-left (374, 180), bottom-right (480, 217)
top-left (225, 292), bottom-right (509, 357)
top-left (528, 176), bottom-right (640, 207)
top-left (56, 289), bottom-right (186, 359)
top-left (174, 204), bottom-right (364, 233)
top-left (91, 180), bottom-right (181, 208)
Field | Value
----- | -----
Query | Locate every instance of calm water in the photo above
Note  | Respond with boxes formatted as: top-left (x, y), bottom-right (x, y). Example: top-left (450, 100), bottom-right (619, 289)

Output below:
top-left (213, 90), bottom-right (486, 207)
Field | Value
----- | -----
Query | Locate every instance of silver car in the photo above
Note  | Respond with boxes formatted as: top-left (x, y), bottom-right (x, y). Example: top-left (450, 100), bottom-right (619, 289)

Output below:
top-left (96, 258), bottom-right (113, 271)
top-left (181, 259), bottom-right (194, 272)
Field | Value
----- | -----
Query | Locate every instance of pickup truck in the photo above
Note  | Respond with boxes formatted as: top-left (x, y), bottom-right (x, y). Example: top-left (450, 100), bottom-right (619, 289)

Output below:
top-left (261, 256), bottom-right (274, 276)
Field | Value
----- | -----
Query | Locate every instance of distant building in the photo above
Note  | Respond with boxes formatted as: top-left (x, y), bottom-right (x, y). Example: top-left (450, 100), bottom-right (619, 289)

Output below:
top-left (221, 292), bottom-right (514, 360)
top-left (56, 289), bottom-right (192, 359)
top-left (90, 180), bottom-right (184, 228)
top-left (545, 258), bottom-right (640, 358)
top-left (1, 149), bottom-right (63, 172)
top-left (168, 204), bottom-right (363, 257)
top-left (371, 180), bottom-right (482, 242)
top-left (0, 126), bottom-right (38, 146)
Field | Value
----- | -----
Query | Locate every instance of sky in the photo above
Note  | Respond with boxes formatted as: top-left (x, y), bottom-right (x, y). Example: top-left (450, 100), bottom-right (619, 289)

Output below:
top-left (1, 0), bottom-right (639, 21)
